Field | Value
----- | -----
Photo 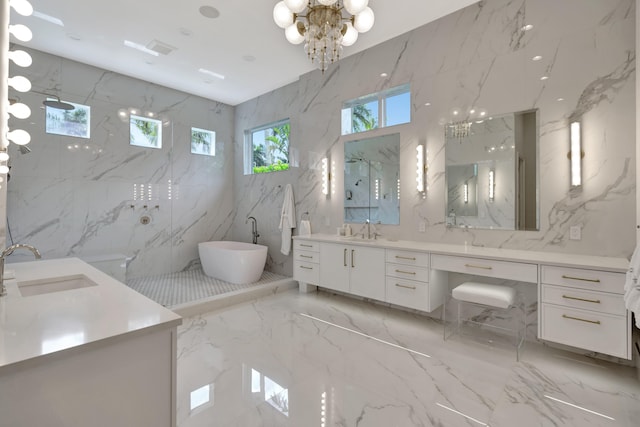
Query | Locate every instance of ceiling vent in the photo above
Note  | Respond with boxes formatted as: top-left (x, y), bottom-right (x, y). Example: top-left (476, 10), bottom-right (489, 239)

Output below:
top-left (146, 40), bottom-right (176, 56)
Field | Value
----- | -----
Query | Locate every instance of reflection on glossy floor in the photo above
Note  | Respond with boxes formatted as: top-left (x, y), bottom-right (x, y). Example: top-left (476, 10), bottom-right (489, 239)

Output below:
top-left (176, 290), bottom-right (640, 426)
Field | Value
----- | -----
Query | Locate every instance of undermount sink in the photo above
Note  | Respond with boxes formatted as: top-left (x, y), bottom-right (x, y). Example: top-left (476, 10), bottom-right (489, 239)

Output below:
top-left (18, 274), bottom-right (99, 297)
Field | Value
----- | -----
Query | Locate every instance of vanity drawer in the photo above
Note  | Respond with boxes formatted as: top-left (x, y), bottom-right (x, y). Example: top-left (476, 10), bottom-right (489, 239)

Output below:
top-left (385, 277), bottom-right (430, 312)
top-left (431, 254), bottom-right (538, 283)
top-left (294, 261), bottom-right (320, 284)
top-left (295, 250), bottom-right (319, 264)
top-left (542, 284), bottom-right (625, 316)
top-left (386, 250), bottom-right (429, 268)
top-left (541, 266), bottom-right (624, 294)
top-left (294, 240), bottom-right (319, 252)
top-left (386, 263), bottom-right (429, 283)
top-left (541, 303), bottom-right (628, 359)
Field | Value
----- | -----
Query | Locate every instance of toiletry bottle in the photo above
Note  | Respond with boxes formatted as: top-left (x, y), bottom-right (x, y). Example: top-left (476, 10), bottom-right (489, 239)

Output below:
top-left (345, 224), bottom-right (352, 236)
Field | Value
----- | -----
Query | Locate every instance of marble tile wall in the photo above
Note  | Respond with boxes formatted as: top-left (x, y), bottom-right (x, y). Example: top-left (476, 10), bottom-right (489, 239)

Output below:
top-left (233, 0), bottom-right (636, 278)
top-left (4, 49), bottom-right (235, 279)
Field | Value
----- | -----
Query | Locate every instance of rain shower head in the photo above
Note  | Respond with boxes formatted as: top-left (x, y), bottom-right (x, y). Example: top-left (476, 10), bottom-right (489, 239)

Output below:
top-left (43, 96), bottom-right (75, 110)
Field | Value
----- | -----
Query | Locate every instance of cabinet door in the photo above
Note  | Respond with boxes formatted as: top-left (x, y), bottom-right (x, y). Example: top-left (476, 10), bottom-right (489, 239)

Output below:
top-left (349, 246), bottom-right (385, 301)
top-left (319, 243), bottom-right (350, 292)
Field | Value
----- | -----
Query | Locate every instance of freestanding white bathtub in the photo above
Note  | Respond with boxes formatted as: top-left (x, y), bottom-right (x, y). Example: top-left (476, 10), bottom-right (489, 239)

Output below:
top-left (198, 241), bottom-right (268, 284)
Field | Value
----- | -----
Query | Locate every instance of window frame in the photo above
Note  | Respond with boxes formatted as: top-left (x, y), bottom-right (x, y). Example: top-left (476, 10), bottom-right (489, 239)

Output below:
top-left (244, 118), bottom-right (291, 175)
top-left (341, 83), bottom-right (411, 136)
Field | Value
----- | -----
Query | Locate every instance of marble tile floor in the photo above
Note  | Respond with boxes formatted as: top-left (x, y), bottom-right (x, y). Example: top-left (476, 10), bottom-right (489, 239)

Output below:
top-left (176, 289), bottom-right (640, 427)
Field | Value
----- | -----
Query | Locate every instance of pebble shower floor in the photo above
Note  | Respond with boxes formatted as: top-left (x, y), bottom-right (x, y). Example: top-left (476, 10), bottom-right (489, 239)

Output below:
top-left (126, 269), bottom-right (289, 308)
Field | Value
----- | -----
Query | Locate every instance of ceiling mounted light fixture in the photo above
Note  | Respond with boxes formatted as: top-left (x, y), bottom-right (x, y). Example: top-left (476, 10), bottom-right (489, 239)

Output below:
top-left (273, 0), bottom-right (375, 73)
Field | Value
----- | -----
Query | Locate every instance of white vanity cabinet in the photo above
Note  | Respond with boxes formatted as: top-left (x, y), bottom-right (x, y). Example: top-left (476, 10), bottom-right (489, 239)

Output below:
top-left (293, 240), bottom-right (320, 286)
top-left (319, 243), bottom-right (385, 300)
top-left (385, 249), bottom-right (437, 312)
top-left (539, 265), bottom-right (631, 359)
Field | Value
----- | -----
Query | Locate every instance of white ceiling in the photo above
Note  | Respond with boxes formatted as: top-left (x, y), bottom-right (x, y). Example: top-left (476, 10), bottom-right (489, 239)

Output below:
top-left (12, 0), bottom-right (479, 106)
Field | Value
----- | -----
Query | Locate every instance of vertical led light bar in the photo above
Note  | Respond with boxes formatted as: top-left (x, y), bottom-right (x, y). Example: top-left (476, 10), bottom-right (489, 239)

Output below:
top-left (416, 144), bottom-right (425, 193)
top-left (488, 169), bottom-right (495, 201)
top-left (570, 121), bottom-right (581, 187)
top-left (321, 157), bottom-right (329, 195)
top-left (463, 183), bottom-right (469, 204)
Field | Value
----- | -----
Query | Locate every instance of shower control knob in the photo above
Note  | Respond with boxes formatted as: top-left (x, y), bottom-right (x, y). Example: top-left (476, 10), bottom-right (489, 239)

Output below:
top-left (140, 216), bottom-right (151, 225)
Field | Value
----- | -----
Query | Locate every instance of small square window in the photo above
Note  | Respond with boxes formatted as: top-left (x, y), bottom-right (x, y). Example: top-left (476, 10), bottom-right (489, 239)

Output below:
top-left (246, 120), bottom-right (290, 174)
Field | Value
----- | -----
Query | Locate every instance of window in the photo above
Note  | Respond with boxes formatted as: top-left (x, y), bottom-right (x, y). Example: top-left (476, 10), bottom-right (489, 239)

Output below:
top-left (245, 119), bottom-right (290, 174)
top-left (341, 84), bottom-right (410, 135)
top-left (45, 100), bottom-right (91, 139)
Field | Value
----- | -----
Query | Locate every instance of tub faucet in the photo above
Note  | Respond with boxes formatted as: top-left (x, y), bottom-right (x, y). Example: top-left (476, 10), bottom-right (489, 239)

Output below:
top-left (0, 244), bottom-right (42, 296)
top-left (246, 216), bottom-right (259, 244)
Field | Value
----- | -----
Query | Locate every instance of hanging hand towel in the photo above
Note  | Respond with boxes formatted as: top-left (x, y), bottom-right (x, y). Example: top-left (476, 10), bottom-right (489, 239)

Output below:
top-left (279, 184), bottom-right (296, 255)
top-left (299, 220), bottom-right (311, 237)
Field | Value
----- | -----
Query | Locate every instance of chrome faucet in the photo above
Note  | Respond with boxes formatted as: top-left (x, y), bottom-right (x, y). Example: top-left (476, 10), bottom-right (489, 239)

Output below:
top-left (0, 244), bottom-right (42, 296)
top-left (246, 216), bottom-right (259, 244)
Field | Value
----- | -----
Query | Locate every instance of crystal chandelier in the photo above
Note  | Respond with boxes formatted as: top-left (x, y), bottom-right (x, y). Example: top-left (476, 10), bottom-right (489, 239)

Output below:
top-left (273, 0), bottom-right (375, 72)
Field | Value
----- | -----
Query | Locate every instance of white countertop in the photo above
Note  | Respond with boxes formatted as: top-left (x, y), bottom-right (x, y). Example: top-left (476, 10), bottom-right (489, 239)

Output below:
top-left (294, 234), bottom-right (630, 272)
top-left (0, 258), bottom-right (182, 373)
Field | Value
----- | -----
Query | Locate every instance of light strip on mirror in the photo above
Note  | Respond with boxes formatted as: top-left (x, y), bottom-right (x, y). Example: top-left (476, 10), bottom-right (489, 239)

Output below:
top-left (321, 157), bottom-right (329, 195)
top-left (570, 121), bottom-right (581, 187)
top-left (463, 183), bottom-right (469, 204)
top-left (298, 313), bottom-right (432, 359)
top-left (488, 169), bottom-right (495, 201)
top-left (416, 144), bottom-right (425, 193)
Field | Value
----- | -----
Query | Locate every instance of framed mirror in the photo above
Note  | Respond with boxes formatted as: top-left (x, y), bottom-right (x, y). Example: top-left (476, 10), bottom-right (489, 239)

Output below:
top-left (445, 110), bottom-right (538, 230)
top-left (344, 133), bottom-right (400, 225)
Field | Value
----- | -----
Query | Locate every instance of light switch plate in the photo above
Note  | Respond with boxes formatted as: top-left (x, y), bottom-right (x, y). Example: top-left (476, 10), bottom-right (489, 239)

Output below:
top-left (569, 225), bottom-right (581, 240)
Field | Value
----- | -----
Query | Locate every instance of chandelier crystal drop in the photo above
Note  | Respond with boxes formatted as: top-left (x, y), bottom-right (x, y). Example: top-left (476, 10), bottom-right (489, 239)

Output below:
top-left (273, 0), bottom-right (375, 73)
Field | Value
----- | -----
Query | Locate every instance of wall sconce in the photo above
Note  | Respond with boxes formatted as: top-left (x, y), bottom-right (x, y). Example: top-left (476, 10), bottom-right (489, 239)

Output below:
top-left (463, 182), bottom-right (469, 204)
top-left (416, 144), bottom-right (426, 193)
top-left (321, 157), bottom-right (329, 196)
top-left (374, 178), bottom-right (380, 200)
top-left (488, 169), bottom-right (495, 201)
top-left (570, 121), bottom-right (582, 187)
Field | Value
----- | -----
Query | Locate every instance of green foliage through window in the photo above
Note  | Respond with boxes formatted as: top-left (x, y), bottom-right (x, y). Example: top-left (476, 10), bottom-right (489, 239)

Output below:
top-left (341, 84), bottom-right (410, 135)
top-left (248, 120), bottom-right (290, 175)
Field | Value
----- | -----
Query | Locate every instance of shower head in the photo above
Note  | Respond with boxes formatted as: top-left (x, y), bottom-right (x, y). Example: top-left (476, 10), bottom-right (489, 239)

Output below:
top-left (346, 157), bottom-right (364, 164)
top-left (43, 96), bottom-right (75, 111)
top-left (355, 179), bottom-right (363, 186)
top-left (18, 145), bottom-right (31, 155)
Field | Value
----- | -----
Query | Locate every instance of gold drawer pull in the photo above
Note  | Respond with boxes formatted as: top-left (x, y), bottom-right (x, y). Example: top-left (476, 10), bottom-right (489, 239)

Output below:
top-left (395, 255), bottom-right (416, 261)
top-left (464, 263), bottom-right (493, 270)
top-left (300, 244), bottom-right (314, 248)
top-left (395, 269), bottom-right (416, 275)
top-left (562, 295), bottom-right (601, 304)
top-left (300, 255), bottom-right (313, 259)
top-left (562, 314), bottom-right (601, 325)
top-left (562, 275), bottom-right (601, 283)
top-left (300, 266), bottom-right (313, 270)
top-left (395, 283), bottom-right (416, 290)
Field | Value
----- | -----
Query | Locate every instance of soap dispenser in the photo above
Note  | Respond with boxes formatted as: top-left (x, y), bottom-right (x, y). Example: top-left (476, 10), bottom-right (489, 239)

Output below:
top-left (344, 224), bottom-right (352, 236)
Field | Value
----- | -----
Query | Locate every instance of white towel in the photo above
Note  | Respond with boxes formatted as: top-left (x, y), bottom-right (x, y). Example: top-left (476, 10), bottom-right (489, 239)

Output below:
top-left (299, 220), bottom-right (311, 237)
top-left (279, 184), bottom-right (296, 255)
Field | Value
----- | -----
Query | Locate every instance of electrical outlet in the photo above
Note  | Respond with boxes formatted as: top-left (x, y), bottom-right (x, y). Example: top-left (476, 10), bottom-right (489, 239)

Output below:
top-left (418, 221), bottom-right (426, 232)
top-left (569, 225), bottom-right (581, 241)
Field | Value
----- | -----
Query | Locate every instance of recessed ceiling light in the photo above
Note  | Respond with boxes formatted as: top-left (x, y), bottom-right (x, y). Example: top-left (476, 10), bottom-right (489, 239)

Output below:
top-left (380, 72), bottom-right (388, 77)
top-left (198, 68), bottom-right (225, 80)
top-left (521, 24), bottom-right (534, 31)
top-left (453, 110), bottom-right (459, 116)
top-left (424, 102), bottom-right (431, 106)
top-left (242, 55), bottom-right (256, 62)
top-left (557, 97), bottom-right (564, 101)
top-left (124, 40), bottom-right (159, 56)
top-left (532, 55), bottom-right (542, 61)
top-left (199, 5), bottom-right (220, 19)
top-left (470, 109), bottom-right (476, 114)
top-left (540, 76), bottom-right (549, 81)
top-left (33, 11), bottom-right (64, 26)
top-left (66, 33), bottom-right (82, 41)
top-left (179, 27), bottom-right (193, 36)
top-left (146, 112), bottom-right (155, 118)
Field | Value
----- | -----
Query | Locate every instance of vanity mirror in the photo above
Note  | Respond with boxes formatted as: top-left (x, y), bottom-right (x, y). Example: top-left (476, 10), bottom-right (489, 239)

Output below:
top-left (445, 110), bottom-right (538, 230)
top-left (344, 133), bottom-right (400, 225)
